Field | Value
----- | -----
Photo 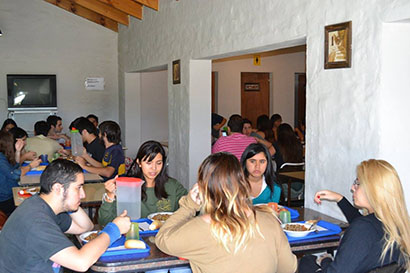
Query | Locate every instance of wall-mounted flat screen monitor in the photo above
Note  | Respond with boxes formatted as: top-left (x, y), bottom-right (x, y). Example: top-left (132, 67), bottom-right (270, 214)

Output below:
top-left (7, 74), bottom-right (57, 110)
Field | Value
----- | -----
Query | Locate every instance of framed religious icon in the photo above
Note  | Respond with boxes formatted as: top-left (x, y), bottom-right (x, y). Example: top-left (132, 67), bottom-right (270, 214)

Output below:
top-left (172, 60), bottom-right (181, 84)
top-left (324, 21), bottom-right (352, 69)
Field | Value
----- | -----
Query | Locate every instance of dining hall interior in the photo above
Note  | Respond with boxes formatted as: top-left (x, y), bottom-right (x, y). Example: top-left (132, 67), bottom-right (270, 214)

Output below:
top-left (1, 0), bottom-right (410, 272)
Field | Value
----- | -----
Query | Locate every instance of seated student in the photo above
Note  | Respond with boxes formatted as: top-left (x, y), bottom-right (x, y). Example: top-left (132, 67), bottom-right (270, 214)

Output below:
top-left (242, 118), bottom-right (260, 139)
top-left (0, 159), bottom-right (131, 273)
top-left (87, 114), bottom-right (99, 128)
top-left (299, 159), bottom-right (410, 273)
top-left (47, 115), bottom-right (69, 144)
top-left (0, 131), bottom-right (41, 216)
top-left (212, 115), bottom-right (275, 160)
top-left (241, 143), bottom-right (281, 204)
top-left (70, 117), bottom-right (105, 162)
top-left (255, 114), bottom-right (275, 143)
top-left (98, 140), bottom-right (187, 225)
top-left (9, 127), bottom-right (37, 163)
top-left (155, 152), bottom-right (297, 273)
top-left (274, 123), bottom-right (304, 200)
top-left (274, 123), bottom-right (304, 169)
top-left (211, 113), bottom-right (226, 140)
top-left (76, 120), bottom-right (125, 181)
top-left (1, 119), bottom-right (17, 132)
top-left (270, 113), bottom-right (282, 142)
top-left (26, 121), bottom-right (67, 160)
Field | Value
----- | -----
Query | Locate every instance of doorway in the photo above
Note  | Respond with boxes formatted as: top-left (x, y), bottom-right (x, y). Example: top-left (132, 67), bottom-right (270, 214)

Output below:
top-left (241, 72), bottom-right (270, 126)
top-left (294, 73), bottom-right (306, 127)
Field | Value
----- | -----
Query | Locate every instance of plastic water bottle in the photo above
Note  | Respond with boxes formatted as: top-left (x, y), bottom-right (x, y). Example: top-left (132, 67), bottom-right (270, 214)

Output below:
top-left (70, 128), bottom-right (83, 156)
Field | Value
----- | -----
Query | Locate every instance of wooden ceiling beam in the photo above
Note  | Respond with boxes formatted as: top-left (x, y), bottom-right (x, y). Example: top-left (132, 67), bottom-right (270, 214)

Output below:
top-left (97, 0), bottom-right (142, 20)
top-left (133, 0), bottom-right (158, 11)
top-left (45, 0), bottom-right (118, 32)
top-left (72, 0), bottom-right (129, 25)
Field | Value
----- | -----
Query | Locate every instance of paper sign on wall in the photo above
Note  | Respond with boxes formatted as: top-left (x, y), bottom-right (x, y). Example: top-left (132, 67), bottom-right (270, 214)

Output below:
top-left (85, 77), bottom-right (105, 90)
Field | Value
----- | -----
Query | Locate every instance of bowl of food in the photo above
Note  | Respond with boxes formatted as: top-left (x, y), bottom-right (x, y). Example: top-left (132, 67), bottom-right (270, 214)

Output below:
top-left (282, 223), bottom-right (316, 238)
top-left (80, 230), bottom-right (99, 244)
top-left (147, 212), bottom-right (173, 222)
top-left (147, 212), bottom-right (173, 230)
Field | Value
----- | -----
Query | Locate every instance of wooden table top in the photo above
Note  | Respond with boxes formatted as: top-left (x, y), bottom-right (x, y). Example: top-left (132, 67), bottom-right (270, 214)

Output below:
top-left (13, 183), bottom-right (105, 206)
top-left (20, 172), bottom-right (102, 186)
top-left (88, 207), bottom-right (347, 272)
top-left (279, 171), bottom-right (305, 180)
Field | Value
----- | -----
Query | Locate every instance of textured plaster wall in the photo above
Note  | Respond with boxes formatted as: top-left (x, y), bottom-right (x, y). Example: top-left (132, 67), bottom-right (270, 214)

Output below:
top-left (212, 52), bottom-right (306, 126)
top-left (118, 0), bottom-right (410, 217)
top-left (380, 23), bottom-right (410, 210)
top-left (0, 0), bottom-right (118, 133)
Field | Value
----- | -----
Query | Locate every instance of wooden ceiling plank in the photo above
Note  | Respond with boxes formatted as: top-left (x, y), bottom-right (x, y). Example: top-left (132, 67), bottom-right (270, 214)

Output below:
top-left (44, 0), bottom-right (118, 32)
top-left (133, 0), bottom-right (158, 11)
top-left (97, 0), bottom-right (142, 20)
top-left (72, 0), bottom-right (129, 25)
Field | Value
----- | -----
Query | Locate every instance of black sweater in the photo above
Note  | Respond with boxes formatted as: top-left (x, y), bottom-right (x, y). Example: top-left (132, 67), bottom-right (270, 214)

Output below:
top-left (321, 197), bottom-right (402, 273)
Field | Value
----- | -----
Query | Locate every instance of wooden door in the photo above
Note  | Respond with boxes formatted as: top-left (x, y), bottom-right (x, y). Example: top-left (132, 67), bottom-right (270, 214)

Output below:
top-left (241, 72), bottom-right (270, 126)
top-left (212, 72), bottom-right (216, 113)
top-left (294, 73), bottom-right (306, 127)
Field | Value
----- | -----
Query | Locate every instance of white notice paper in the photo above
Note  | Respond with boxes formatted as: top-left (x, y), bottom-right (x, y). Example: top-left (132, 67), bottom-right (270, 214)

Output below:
top-left (85, 77), bottom-right (105, 90)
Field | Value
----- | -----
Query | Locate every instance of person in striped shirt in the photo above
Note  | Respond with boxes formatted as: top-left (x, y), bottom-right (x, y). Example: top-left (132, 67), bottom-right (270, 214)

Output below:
top-left (212, 115), bottom-right (275, 160)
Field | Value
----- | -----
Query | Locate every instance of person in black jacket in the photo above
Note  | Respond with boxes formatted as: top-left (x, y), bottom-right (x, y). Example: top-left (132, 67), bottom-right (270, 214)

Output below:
top-left (299, 159), bottom-right (410, 273)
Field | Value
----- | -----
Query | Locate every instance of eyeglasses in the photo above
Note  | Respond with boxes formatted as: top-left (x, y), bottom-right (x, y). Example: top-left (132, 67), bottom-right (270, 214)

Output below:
top-left (353, 178), bottom-right (360, 189)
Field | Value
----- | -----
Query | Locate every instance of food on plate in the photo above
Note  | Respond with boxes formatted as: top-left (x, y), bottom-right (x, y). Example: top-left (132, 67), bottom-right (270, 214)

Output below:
top-left (284, 223), bottom-right (308, 231)
top-left (149, 220), bottom-right (162, 230)
top-left (34, 165), bottom-right (47, 171)
top-left (124, 239), bottom-right (146, 249)
top-left (18, 187), bottom-right (39, 196)
top-left (267, 202), bottom-right (289, 214)
top-left (85, 232), bottom-right (99, 241)
top-left (152, 213), bottom-right (171, 222)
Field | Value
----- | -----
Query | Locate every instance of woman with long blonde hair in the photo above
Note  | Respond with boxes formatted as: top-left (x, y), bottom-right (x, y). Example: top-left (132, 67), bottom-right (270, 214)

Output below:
top-left (299, 159), bottom-right (410, 272)
top-left (156, 152), bottom-right (296, 273)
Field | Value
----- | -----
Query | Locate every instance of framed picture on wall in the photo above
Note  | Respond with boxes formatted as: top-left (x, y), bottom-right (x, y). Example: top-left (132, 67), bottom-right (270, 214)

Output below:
top-left (324, 21), bottom-right (352, 69)
top-left (172, 60), bottom-right (181, 84)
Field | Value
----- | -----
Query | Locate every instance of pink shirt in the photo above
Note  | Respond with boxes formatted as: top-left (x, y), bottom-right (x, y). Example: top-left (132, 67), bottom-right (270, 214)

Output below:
top-left (211, 133), bottom-right (257, 161)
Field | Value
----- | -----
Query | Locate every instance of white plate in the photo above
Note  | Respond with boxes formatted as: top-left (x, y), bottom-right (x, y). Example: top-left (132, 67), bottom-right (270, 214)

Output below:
top-left (79, 230), bottom-right (99, 243)
top-left (147, 212), bottom-right (173, 222)
top-left (281, 223), bottom-right (316, 238)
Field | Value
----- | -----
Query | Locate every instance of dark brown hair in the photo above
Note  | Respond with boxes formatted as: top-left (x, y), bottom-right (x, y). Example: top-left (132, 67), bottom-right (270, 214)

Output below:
top-left (277, 123), bottom-right (303, 163)
top-left (0, 131), bottom-right (16, 165)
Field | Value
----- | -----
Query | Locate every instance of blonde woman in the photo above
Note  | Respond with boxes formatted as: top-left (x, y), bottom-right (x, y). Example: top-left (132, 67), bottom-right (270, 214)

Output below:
top-left (299, 159), bottom-right (410, 273)
top-left (156, 152), bottom-right (296, 273)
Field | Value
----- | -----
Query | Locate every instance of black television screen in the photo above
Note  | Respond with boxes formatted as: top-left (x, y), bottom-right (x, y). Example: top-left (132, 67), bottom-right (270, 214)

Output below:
top-left (7, 74), bottom-right (57, 109)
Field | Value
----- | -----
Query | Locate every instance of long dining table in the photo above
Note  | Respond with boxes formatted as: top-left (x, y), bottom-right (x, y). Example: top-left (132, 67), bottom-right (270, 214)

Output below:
top-left (20, 171), bottom-right (102, 186)
top-left (85, 207), bottom-right (348, 273)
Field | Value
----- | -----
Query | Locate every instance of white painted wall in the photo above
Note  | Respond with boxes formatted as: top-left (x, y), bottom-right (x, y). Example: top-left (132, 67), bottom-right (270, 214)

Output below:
top-left (118, 0), bottom-right (410, 219)
top-left (124, 71), bottom-right (168, 159)
top-left (212, 52), bottom-right (306, 125)
top-left (380, 22), bottom-right (410, 210)
top-left (140, 71), bottom-right (168, 143)
top-left (189, 60), bottom-right (212, 188)
top-left (124, 73), bottom-right (141, 159)
top-left (0, 0), bottom-right (118, 133)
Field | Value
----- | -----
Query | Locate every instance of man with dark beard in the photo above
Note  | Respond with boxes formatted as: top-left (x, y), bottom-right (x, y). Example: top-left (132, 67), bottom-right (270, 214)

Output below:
top-left (0, 159), bottom-right (130, 273)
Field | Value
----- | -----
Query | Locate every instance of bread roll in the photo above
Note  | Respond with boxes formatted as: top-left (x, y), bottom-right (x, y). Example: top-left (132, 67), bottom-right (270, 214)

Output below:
top-left (149, 220), bottom-right (162, 230)
top-left (124, 239), bottom-right (146, 249)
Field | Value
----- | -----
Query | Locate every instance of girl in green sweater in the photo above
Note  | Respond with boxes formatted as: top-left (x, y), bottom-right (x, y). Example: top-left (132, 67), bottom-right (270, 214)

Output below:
top-left (98, 140), bottom-right (187, 226)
